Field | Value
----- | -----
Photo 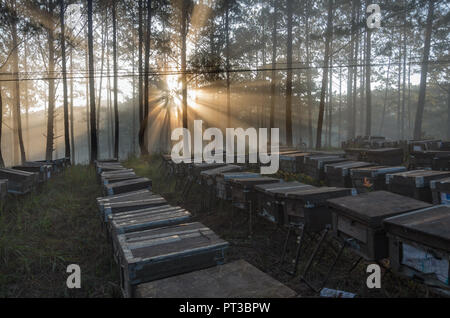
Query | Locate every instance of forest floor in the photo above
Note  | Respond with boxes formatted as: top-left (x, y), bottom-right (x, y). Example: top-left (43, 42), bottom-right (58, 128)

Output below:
top-left (0, 166), bottom-right (120, 297)
top-left (0, 156), bottom-right (442, 298)
top-left (123, 155), bottom-right (442, 298)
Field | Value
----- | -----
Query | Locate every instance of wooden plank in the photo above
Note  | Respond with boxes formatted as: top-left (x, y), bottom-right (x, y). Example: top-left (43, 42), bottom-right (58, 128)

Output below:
top-left (97, 190), bottom-right (154, 217)
top-left (103, 196), bottom-right (167, 222)
top-left (117, 222), bottom-right (229, 298)
top-left (103, 177), bottom-right (152, 195)
top-left (135, 260), bottom-right (297, 298)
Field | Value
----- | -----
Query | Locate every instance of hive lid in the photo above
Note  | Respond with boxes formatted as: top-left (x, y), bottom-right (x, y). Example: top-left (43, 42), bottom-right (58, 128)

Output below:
top-left (255, 182), bottom-right (315, 196)
top-left (327, 191), bottom-right (431, 227)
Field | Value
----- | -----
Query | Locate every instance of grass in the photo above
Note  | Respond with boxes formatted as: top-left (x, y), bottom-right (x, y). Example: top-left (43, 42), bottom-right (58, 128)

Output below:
top-left (0, 165), bottom-right (120, 298)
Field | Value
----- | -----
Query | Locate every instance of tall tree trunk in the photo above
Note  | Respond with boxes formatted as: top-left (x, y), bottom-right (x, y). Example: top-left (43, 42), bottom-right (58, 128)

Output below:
top-left (70, 47), bottom-right (75, 164)
top-left (60, 0), bottom-right (71, 160)
top-left (397, 45), bottom-right (401, 139)
top-left (45, 25), bottom-right (55, 161)
top-left (338, 66), bottom-right (342, 144)
top-left (447, 90), bottom-right (450, 140)
top-left (85, 29), bottom-right (91, 159)
top-left (132, 16), bottom-right (136, 154)
top-left (112, 0), bottom-right (119, 159)
top-left (106, 36), bottom-right (113, 158)
top-left (413, 1), bottom-right (434, 140)
top-left (139, 0), bottom-right (151, 156)
top-left (11, 7), bottom-right (26, 164)
top-left (316, 0), bottom-right (333, 149)
top-left (270, 0), bottom-right (277, 137)
top-left (87, 0), bottom-right (98, 163)
top-left (379, 56), bottom-right (391, 134)
top-left (328, 45), bottom-right (333, 147)
top-left (181, 3), bottom-right (188, 130)
top-left (138, 0), bottom-right (144, 150)
top-left (347, 0), bottom-right (355, 140)
top-left (24, 41), bottom-right (30, 154)
top-left (285, 0), bottom-right (293, 146)
top-left (97, 10), bottom-right (107, 151)
top-left (225, 1), bottom-right (231, 129)
top-left (365, 28), bottom-right (372, 136)
top-left (0, 88), bottom-right (4, 167)
top-left (305, 4), bottom-right (313, 148)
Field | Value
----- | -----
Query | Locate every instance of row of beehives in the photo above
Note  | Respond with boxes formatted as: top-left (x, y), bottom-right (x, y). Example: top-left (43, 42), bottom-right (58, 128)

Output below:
top-left (94, 160), bottom-right (297, 298)
top-left (163, 151), bottom-right (450, 296)
top-left (408, 140), bottom-right (450, 171)
top-left (0, 158), bottom-right (71, 200)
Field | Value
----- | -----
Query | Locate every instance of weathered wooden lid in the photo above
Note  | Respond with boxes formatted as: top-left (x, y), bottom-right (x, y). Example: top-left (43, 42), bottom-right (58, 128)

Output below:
top-left (384, 205), bottom-right (450, 252)
top-left (200, 164), bottom-right (242, 177)
top-left (386, 170), bottom-right (450, 188)
top-left (218, 171), bottom-right (260, 180)
top-left (324, 161), bottom-right (374, 175)
top-left (229, 177), bottom-right (280, 188)
top-left (287, 187), bottom-right (353, 203)
top-left (350, 166), bottom-right (406, 178)
top-left (327, 191), bottom-right (431, 227)
top-left (135, 259), bottom-right (297, 298)
top-left (255, 181), bottom-right (315, 197)
top-left (430, 177), bottom-right (450, 192)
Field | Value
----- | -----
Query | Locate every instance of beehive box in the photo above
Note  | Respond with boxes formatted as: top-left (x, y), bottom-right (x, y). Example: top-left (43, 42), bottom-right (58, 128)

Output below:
top-left (102, 195), bottom-right (167, 222)
top-left (366, 148), bottom-right (404, 166)
top-left (279, 152), bottom-right (310, 174)
top-left (303, 155), bottom-right (347, 181)
top-left (216, 172), bottom-right (260, 200)
top-left (344, 148), bottom-right (369, 161)
top-left (410, 151), bottom-right (450, 169)
top-left (96, 162), bottom-right (127, 175)
top-left (324, 161), bottom-right (375, 188)
top-left (386, 170), bottom-right (450, 203)
top-left (351, 166), bottom-right (407, 193)
top-left (117, 222), bottom-right (229, 298)
top-left (12, 163), bottom-right (52, 183)
top-left (101, 171), bottom-right (138, 185)
top-left (432, 153), bottom-right (450, 171)
top-left (229, 177), bottom-right (280, 210)
top-left (135, 259), bottom-right (296, 298)
top-left (255, 182), bottom-right (316, 225)
top-left (0, 168), bottom-right (38, 195)
top-left (384, 205), bottom-right (450, 293)
top-left (328, 191), bottom-right (431, 260)
top-left (285, 187), bottom-right (354, 231)
top-left (103, 177), bottom-right (152, 196)
top-left (97, 189), bottom-right (154, 217)
top-left (189, 163), bottom-right (226, 178)
top-left (98, 168), bottom-right (135, 183)
top-left (23, 161), bottom-right (53, 179)
top-left (0, 179), bottom-right (8, 201)
top-left (430, 177), bottom-right (450, 205)
top-left (408, 140), bottom-right (442, 152)
top-left (200, 164), bottom-right (242, 187)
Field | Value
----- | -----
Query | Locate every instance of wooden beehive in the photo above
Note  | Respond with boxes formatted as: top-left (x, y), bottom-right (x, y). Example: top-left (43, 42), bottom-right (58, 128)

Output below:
top-left (328, 191), bottom-right (431, 261)
top-left (0, 168), bottom-right (38, 195)
top-left (0, 179), bottom-right (8, 201)
top-left (102, 195), bottom-right (167, 222)
top-left (12, 164), bottom-right (51, 183)
top-left (350, 166), bottom-right (407, 193)
top-left (384, 205), bottom-right (450, 293)
top-left (430, 177), bottom-right (450, 205)
top-left (101, 172), bottom-right (138, 185)
top-left (344, 148), bottom-right (369, 161)
top-left (117, 222), bottom-right (229, 298)
top-left (135, 259), bottom-right (297, 298)
top-left (366, 148), bottom-right (404, 166)
top-left (285, 187), bottom-right (354, 231)
top-left (303, 155), bottom-right (347, 181)
top-left (23, 161), bottom-right (53, 179)
top-left (386, 170), bottom-right (450, 203)
top-left (432, 153), bottom-right (450, 171)
top-left (229, 177), bottom-right (280, 210)
top-left (200, 164), bottom-right (242, 186)
top-left (97, 189), bottom-right (154, 218)
top-left (255, 182), bottom-right (316, 225)
top-left (96, 162), bottom-right (127, 174)
top-left (216, 172), bottom-right (260, 200)
top-left (324, 161), bottom-right (375, 188)
top-left (103, 177), bottom-right (152, 196)
top-left (279, 152), bottom-right (310, 174)
top-left (190, 163), bottom-right (226, 178)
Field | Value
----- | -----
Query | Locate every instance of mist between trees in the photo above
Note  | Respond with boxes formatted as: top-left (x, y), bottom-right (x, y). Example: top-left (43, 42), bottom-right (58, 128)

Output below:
top-left (0, 0), bottom-right (448, 166)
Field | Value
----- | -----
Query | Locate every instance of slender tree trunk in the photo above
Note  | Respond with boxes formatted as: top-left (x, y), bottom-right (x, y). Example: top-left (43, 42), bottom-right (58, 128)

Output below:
top-left (181, 3), bottom-right (188, 129)
top-left (70, 47), bottom-right (75, 164)
top-left (379, 56), bottom-right (391, 134)
top-left (338, 66), bottom-right (342, 143)
top-left (139, 0), bottom-right (151, 155)
top-left (87, 0), bottom-right (98, 163)
top-left (413, 1), bottom-right (434, 140)
top-left (97, 11), bottom-right (107, 151)
top-left (347, 0), bottom-right (355, 140)
top-left (397, 45), bottom-right (402, 139)
top-left (60, 0), bottom-right (71, 160)
top-left (225, 1), bottom-right (231, 129)
top-left (24, 41), bottom-right (30, 154)
top-left (85, 29), bottom-right (91, 159)
top-left (365, 28), bottom-right (372, 136)
top-left (316, 0), bottom-right (333, 149)
top-left (447, 90), bottom-right (450, 140)
top-left (11, 9), bottom-right (26, 164)
top-left (112, 1), bottom-right (119, 159)
top-left (305, 5), bottom-right (313, 148)
top-left (270, 0), bottom-right (277, 137)
top-left (106, 36), bottom-right (113, 158)
top-left (46, 26), bottom-right (55, 161)
top-left (138, 0), bottom-right (144, 150)
top-left (0, 88), bottom-right (4, 167)
top-left (285, 0), bottom-right (293, 146)
top-left (132, 16), bottom-right (136, 154)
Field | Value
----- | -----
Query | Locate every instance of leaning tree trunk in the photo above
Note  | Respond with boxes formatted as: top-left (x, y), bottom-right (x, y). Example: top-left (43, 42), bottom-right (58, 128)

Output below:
top-left (316, 0), bottom-right (333, 150)
top-left (87, 0), bottom-right (98, 163)
top-left (60, 0), bottom-right (71, 160)
top-left (112, 0), bottom-right (120, 159)
top-left (285, 0), bottom-right (293, 146)
top-left (413, 0), bottom-right (434, 140)
top-left (0, 88), bottom-right (4, 167)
